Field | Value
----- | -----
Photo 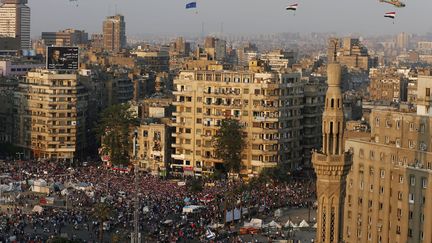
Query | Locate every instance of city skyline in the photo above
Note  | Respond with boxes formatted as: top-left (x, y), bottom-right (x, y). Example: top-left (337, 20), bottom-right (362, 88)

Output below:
top-left (29, 0), bottom-right (432, 38)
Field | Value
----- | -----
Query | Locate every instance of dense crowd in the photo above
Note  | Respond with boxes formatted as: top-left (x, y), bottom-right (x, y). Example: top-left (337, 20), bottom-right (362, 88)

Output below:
top-left (0, 160), bottom-right (315, 242)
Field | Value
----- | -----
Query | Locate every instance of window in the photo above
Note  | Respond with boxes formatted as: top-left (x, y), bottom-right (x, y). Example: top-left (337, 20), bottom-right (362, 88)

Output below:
top-left (385, 119), bottom-right (391, 128)
top-left (422, 178), bottom-right (427, 188)
top-left (385, 136), bottom-right (390, 144)
top-left (375, 117), bottom-right (380, 127)
top-left (420, 123), bottom-right (426, 133)
top-left (396, 138), bottom-right (401, 148)
top-left (409, 193), bottom-right (414, 204)
top-left (398, 192), bottom-right (403, 200)
top-left (409, 122), bottom-right (415, 131)
top-left (409, 140), bottom-right (415, 149)
top-left (396, 120), bottom-right (401, 129)
top-left (410, 175), bottom-right (415, 186)
top-left (399, 175), bottom-right (404, 183)
top-left (380, 169), bottom-right (385, 178)
top-left (426, 88), bottom-right (431, 97)
top-left (370, 184), bottom-right (374, 192)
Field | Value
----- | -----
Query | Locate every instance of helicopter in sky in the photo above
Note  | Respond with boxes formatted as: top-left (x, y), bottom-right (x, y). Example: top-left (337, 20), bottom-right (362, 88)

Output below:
top-left (379, 0), bottom-right (406, 8)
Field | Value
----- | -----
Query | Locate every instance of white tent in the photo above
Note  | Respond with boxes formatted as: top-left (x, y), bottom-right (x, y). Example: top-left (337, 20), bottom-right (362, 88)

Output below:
top-left (299, 220), bottom-right (310, 228)
top-left (244, 218), bottom-right (263, 229)
top-left (313, 223), bottom-right (317, 228)
top-left (32, 205), bottom-right (43, 214)
top-left (284, 219), bottom-right (298, 228)
top-left (267, 220), bottom-right (282, 229)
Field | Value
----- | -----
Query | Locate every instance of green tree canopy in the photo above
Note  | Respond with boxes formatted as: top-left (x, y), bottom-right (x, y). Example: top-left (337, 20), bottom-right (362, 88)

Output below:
top-left (96, 103), bottom-right (137, 166)
top-left (259, 163), bottom-right (290, 183)
top-left (213, 118), bottom-right (246, 175)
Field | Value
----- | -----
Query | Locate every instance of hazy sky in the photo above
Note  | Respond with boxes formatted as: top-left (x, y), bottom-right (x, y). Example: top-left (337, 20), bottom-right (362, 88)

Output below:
top-left (29, 0), bottom-right (432, 38)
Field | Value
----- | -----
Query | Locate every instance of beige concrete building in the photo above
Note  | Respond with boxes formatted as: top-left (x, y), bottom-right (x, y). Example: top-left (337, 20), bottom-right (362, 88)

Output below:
top-left (172, 64), bottom-right (304, 176)
top-left (313, 65), bottom-right (432, 243)
top-left (14, 69), bottom-right (87, 161)
top-left (369, 68), bottom-right (407, 103)
top-left (261, 50), bottom-right (295, 71)
top-left (136, 119), bottom-right (172, 176)
top-left (343, 109), bottom-right (432, 243)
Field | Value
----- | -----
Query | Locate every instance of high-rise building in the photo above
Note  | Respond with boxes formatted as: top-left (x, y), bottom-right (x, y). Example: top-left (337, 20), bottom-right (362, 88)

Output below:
top-left (103, 15), bottom-right (126, 52)
top-left (0, 0), bottom-right (30, 50)
top-left (396, 32), bottom-right (410, 50)
top-left (312, 63), bottom-right (352, 243)
top-left (41, 29), bottom-right (88, 46)
top-left (14, 70), bottom-right (88, 161)
top-left (171, 62), bottom-right (304, 176)
top-left (203, 36), bottom-right (226, 61)
top-left (302, 81), bottom-right (326, 168)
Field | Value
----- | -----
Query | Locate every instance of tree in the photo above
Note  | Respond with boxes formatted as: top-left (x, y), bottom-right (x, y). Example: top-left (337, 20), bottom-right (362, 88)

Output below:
top-left (93, 202), bottom-right (114, 243)
top-left (96, 103), bottom-right (137, 166)
top-left (213, 118), bottom-right (246, 176)
top-left (186, 177), bottom-right (204, 193)
top-left (259, 163), bottom-right (290, 183)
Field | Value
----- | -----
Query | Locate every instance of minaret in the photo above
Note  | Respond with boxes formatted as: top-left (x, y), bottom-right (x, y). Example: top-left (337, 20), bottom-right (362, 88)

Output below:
top-left (312, 63), bottom-right (352, 243)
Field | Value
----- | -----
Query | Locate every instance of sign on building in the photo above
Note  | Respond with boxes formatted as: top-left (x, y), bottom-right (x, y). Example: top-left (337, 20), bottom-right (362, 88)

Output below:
top-left (46, 46), bottom-right (79, 70)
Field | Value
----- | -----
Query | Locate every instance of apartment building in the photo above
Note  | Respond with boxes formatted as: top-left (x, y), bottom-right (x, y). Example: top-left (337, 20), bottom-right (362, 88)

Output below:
top-left (135, 118), bottom-right (173, 176)
top-left (14, 69), bottom-right (87, 161)
top-left (171, 63), bottom-right (304, 176)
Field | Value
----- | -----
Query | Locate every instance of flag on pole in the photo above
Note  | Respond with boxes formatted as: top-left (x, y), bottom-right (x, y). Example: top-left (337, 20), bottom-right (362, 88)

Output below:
top-left (186, 2), bottom-right (197, 9)
top-left (286, 3), bottom-right (298, 11)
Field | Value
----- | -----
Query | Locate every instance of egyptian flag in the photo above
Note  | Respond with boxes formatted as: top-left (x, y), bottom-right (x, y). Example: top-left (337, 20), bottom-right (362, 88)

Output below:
top-left (186, 2), bottom-right (197, 9)
top-left (286, 3), bottom-right (298, 11)
top-left (384, 12), bottom-right (396, 19)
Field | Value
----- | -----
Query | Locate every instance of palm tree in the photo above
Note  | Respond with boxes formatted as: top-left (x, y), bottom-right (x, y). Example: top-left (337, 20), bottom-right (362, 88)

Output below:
top-left (93, 202), bottom-right (114, 243)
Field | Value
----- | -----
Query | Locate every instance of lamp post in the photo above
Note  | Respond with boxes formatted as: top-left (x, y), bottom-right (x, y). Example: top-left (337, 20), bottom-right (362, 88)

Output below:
top-left (132, 128), bottom-right (141, 243)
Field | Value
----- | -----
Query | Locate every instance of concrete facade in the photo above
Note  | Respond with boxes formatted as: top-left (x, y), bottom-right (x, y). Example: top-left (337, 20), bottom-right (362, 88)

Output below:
top-left (14, 70), bottom-right (88, 160)
top-left (172, 66), bottom-right (304, 176)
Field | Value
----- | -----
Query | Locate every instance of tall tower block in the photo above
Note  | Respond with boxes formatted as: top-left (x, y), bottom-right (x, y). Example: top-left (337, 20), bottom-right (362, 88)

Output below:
top-left (312, 63), bottom-right (352, 243)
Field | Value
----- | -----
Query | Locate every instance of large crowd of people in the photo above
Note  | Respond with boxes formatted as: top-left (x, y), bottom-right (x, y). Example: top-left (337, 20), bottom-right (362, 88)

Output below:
top-left (0, 160), bottom-right (316, 242)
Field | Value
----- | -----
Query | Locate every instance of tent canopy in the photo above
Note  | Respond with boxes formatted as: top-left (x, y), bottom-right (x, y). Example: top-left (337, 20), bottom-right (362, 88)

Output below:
top-left (266, 220), bottom-right (282, 229)
top-left (299, 220), bottom-right (310, 228)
